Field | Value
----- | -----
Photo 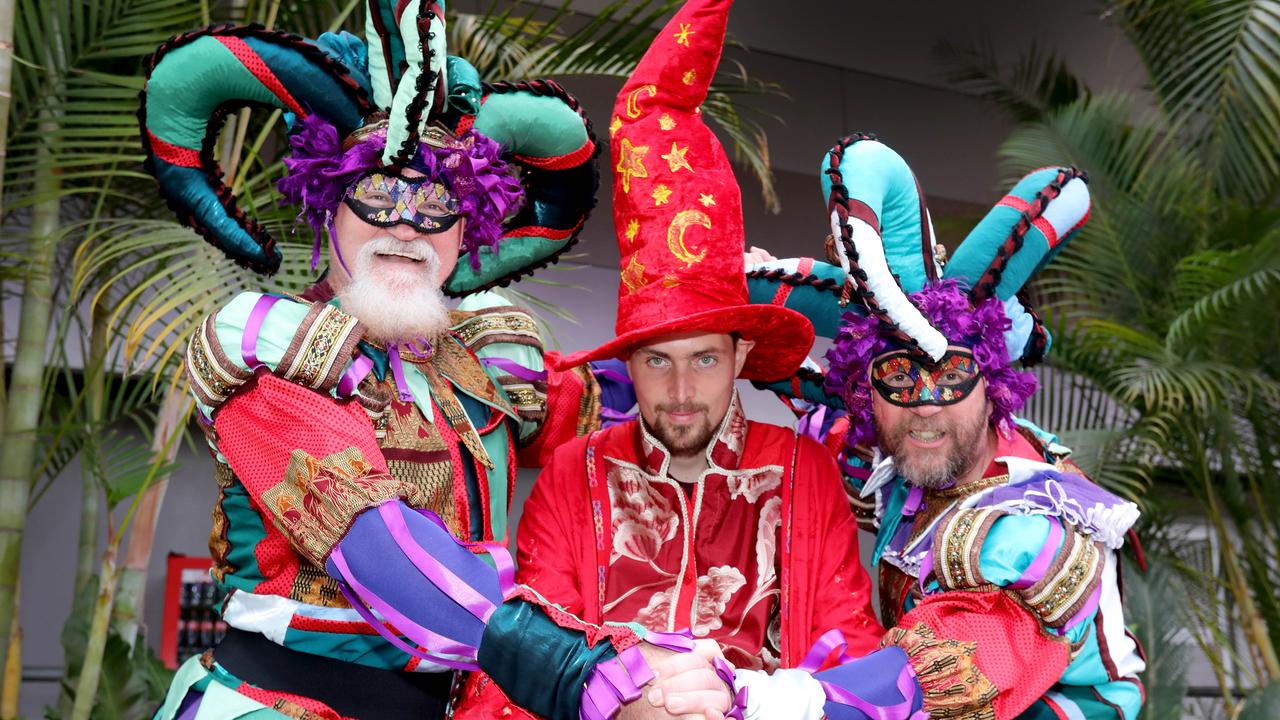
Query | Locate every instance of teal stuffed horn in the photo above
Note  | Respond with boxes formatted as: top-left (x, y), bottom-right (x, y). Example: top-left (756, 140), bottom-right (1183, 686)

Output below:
top-left (441, 79), bottom-right (599, 297)
top-left (140, 25), bottom-right (375, 273)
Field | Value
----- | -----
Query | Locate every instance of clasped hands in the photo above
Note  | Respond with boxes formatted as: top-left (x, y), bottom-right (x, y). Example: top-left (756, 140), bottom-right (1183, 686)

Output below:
top-left (619, 640), bottom-right (736, 720)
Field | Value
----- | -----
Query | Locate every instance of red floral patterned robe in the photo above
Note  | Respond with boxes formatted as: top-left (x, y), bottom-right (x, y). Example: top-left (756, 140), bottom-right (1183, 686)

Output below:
top-left (456, 394), bottom-right (882, 716)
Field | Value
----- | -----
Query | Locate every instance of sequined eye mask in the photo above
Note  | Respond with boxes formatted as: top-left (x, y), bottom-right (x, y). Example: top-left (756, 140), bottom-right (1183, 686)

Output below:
top-left (342, 172), bottom-right (461, 233)
top-left (870, 350), bottom-right (983, 407)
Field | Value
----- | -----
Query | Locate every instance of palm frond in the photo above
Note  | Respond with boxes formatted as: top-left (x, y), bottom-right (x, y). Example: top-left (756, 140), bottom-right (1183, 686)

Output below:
top-left (1117, 0), bottom-right (1280, 200)
top-left (933, 36), bottom-right (1087, 123)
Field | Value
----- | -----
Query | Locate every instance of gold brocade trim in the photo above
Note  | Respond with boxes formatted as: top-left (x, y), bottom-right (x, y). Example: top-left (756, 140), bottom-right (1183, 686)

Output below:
top-left (1021, 527), bottom-right (1102, 627)
top-left (420, 339), bottom-right (501, 470)
top-left (288, 564), bottom-right (347, 608)
top-left (882, 623), bottom-right (998, 720)
top-left (451, 308), bottom-right (540, 350)
top-left (278, 304), bottom-right (363, 391)
top-left (575, 364), bottom-right (604, 438)
top-left (186, 312), bottom-right (252, 409)
top-left (934, 508), bottom-right (1005, 591)
top-left (208, 460), bottom-right (235, 583)
top-left (260, 447), bottom-right (412, 567)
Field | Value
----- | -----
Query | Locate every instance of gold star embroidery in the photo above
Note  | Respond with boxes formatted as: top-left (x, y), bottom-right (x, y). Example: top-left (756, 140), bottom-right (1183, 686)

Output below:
top-left (651, 184), bottom-right (672, 206)
top-left (621, 254), bottom-right (647, 294)
top-left (673, 23), bottom-right (695, 46)
top-left (609, 116), bottom-right (622, 136)
top-left (661, 142), bottom-right (693, 173)
top-left (698, 193), bottom-right (716, 207)
top-left (682, 70), bottom-right (697, 85)
top-left (625, 219), bottom-right (639, 243)
top-left (658, 114), bottom-right (676, 131)
top-left (615, 138), bottom-right (649, 194)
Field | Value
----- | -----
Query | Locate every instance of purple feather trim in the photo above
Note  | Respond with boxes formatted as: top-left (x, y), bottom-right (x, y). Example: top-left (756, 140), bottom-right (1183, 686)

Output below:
top-left (277, 114), bottom-right (525, 269)
top-left (823, 279), bottom-right (1037, 450)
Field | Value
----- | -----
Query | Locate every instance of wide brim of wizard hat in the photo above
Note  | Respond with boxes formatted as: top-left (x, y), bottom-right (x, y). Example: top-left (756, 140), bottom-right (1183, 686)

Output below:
top-left (556, 303), bottom-right (813, 382)
top-left (556, 0), bottom-right (811, 382)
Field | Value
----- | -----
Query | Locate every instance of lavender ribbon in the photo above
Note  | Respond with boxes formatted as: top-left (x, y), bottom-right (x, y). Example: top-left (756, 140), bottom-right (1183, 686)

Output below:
top-left (388, 338), bottom-right (434, 402)
top-left (798, 629), bottom-right (856, 673)
top-left (712, 656), bottom-right (749, 720)
top-left (412, 507), bottom-right (517, 602)
top-left (580, 645), bottom-right (655, 720)
top-left (379, 503), bottom-right (498, 622)
top-left (1010, 520), bottom-right (1064, 590)
top-left (819, 663), bottom-right (926, 720)
top-left (241, 295), bottom-right (282, 369)
top-left (480, 357), bottom-right (548, 382)
top-left (338, 354), bottom-right (375, 398)
top-left (329, 546), bottom-right (480, 671)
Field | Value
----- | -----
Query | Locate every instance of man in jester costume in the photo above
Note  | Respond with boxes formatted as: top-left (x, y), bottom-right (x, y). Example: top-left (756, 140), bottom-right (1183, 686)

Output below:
top-left (142, 3), bottom-right (738, 719)
top-left (455, 1), bottom-right (883, 715)
top-left (652, 136), bottom-right (1145, 718)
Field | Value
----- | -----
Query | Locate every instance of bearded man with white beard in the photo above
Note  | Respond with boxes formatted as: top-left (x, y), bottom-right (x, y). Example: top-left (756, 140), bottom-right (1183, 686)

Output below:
top-left (141, 9), bottom-right (740, 720)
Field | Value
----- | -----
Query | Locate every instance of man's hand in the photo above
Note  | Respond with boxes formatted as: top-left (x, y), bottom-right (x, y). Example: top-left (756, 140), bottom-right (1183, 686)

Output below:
top-left (743, 246), bottom-right (777, 266)
top-left (617, 641), bottom-right (733, 720)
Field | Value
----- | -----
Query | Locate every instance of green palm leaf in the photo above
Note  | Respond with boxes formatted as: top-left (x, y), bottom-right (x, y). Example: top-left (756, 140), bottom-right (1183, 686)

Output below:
top-left (1118, 0), bottom-right (1280, 200)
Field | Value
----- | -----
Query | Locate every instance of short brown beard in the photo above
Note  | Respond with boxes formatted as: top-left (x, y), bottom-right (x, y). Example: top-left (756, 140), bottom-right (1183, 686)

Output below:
top-left (647, 403), bottom-right (714, 458)
top-left (875, 403), bottom-right (990, 489)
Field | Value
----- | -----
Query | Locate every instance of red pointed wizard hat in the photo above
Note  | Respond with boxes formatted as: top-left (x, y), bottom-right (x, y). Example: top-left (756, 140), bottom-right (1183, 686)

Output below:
top-left (557, 0), bottom-right (812, 381)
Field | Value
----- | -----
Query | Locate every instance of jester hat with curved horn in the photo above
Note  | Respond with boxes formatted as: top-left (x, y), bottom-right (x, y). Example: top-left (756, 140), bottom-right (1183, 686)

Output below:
top-left (747, 133), bottom-right (1090, 444)
top-left (140, 1), bottom-right (598, 297)
top-left (557, 0), bottom-right (812, 382)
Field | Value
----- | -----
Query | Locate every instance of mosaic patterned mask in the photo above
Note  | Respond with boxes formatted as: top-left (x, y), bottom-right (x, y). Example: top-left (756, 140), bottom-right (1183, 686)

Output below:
top-left (343, 171), bottom-right (461, 234)
top-left (870, 349), bottom-right (983, 407)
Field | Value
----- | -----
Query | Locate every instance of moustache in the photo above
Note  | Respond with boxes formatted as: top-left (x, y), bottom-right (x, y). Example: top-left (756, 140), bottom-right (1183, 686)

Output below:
top-left (655, 403), bottom-right (709, 415)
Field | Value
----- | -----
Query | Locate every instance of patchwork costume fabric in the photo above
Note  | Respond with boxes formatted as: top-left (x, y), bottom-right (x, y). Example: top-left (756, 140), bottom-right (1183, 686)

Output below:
top-left (142, 3), bottom-right (719, 719)
top-left (737, 135), bottom-right (1146, 718)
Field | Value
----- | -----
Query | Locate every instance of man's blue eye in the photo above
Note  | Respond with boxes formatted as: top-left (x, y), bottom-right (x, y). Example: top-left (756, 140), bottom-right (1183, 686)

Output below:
top-left (696, 356), bottom-right (717, 367)
top-left (646, 357), bottom-right (668, 368)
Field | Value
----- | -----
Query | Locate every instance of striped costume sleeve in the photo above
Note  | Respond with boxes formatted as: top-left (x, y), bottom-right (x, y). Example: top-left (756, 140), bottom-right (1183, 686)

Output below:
top-left (186, 291), bottom-right (366, 417)
top-left (452, 291), bottom-right (547, 442)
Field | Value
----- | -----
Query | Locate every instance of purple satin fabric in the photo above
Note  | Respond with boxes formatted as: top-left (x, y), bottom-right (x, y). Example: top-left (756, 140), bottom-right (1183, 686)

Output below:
top-left (330, 546), bottom-right (481, 670)
top-left (387, 338), bottom-right (434, 402)
top-left (592, 368), bottom-right (631, 386)
top-left (379, 503), bottom-right (496, 622)
top-left (241, 295), bottom-right (282, 369)
top-left (408, 506), bottom-right (517, 602)
top-left (480, 357), bottom-right (548, 382)
top-left (820, 663), bottom-right (926, 720)
top-left (797, 404), bottom-right (829, 443)
top-left (337, 353), bottom-right (375, 397)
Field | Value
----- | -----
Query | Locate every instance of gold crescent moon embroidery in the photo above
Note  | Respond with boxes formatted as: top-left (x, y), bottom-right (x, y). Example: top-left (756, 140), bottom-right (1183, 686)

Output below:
top-left (625, 84), bottom-right (658, 119)
top-left (667, 209), bottom-right (711, 268)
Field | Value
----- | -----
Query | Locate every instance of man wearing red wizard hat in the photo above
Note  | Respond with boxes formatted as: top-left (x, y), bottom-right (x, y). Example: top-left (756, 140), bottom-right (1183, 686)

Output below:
top-left (456, 0), bottom-right (882, 716)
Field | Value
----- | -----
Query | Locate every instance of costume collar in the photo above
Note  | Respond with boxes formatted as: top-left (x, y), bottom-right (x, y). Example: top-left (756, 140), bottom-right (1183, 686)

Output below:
top-left (636, 391), bottom-right (748, 478)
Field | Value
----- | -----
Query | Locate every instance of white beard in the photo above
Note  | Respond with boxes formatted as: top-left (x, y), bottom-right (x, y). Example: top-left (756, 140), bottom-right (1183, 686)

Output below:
top-left (336, 236), bottom-right (453, 343)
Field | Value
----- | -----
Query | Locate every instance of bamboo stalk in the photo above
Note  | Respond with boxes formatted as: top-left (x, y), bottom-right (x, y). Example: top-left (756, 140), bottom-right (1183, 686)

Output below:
top-left (0, 580), bottom-right (18, 720)
top-left (68, 534), bottom-right (121, 720)
top-left (0, 0), bottom-right (16, 220)
top-left (112, 391), bottom-right (193, 647)
top-left (75, 307), bottom-right (108, 597)
top-left (0, 101), bottom-right (61, 691)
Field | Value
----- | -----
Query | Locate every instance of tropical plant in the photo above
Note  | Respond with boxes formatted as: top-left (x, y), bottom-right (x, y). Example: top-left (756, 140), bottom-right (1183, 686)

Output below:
top-left (944, 0), bottom-right (1280, 713)
top-left (1, 0), bottom-right (785, 716)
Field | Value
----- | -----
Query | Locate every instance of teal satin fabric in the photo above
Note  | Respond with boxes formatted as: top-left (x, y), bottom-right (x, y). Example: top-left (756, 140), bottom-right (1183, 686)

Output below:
top-left (477, 599), bottom-right (619, 720)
